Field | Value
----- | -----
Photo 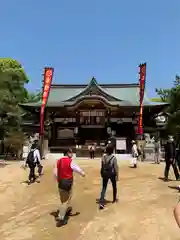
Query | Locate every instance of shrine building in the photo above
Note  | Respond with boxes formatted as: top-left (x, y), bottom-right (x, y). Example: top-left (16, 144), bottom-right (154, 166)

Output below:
top-left (20, 77), bottom-right (168, 156)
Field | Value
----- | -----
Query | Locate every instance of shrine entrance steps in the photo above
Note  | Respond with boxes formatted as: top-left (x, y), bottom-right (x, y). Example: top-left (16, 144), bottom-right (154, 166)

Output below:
top-left (45, 153), bottom-right (132, 161)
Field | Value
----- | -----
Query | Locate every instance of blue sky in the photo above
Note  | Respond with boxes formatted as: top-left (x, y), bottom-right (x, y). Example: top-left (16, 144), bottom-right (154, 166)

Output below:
top-left (0, 0), bottom-right (179, 97)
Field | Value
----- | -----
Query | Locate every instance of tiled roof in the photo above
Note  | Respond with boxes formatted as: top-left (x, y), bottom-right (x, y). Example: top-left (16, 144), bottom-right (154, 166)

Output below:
top-left (21, 78), bottom-right (168, 108)
top-left (48, 78), bottom-right (141, 103)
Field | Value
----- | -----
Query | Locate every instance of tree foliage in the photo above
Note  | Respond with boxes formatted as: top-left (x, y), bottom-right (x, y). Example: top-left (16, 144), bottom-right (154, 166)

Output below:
top-left (156, 75), bottom-right (180, 139)
top-left (0, 58), bottom-right (40, 158)
top-left (155, 88), bottom-right (170, 102)
top-left (24, 91), bottom-right (42, 103)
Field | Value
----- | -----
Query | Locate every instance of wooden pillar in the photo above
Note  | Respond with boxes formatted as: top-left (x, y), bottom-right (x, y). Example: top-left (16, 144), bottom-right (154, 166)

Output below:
top-left (40, 110), bottom-right (48, 158)
top-left (39, 134), bottom-right (44, 158)
top-left (51, 123), bottom-right (56, 146)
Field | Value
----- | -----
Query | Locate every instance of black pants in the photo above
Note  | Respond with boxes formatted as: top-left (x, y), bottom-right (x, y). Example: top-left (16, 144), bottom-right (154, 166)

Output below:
top-left (164, 159), bottom-right (179, 180)
top-left (176, 151), bottom-right (180, 172)
top-left (37, 164), bottom-right (43, 175)
top-left (90, 151), bottom-right (95, 159)
top-left (28, 164), bottom-right (36, 182)
top-left (100, 175), bottom-right (117, 204)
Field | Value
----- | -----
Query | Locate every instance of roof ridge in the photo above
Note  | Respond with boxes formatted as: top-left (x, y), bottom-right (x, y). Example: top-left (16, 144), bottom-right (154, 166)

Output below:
top-left (51, 83), bottom-right (139, 88)
top-left (64, 77), bottom-right (123, 102)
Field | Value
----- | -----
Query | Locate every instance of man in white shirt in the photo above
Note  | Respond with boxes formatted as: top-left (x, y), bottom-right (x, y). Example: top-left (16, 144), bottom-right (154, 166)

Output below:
top-left (33, 144), bottom-right (43, 177)
top-left (131, 140), bottom-right (138, 168)
top-left (25, 143), bottom-right (42, 184)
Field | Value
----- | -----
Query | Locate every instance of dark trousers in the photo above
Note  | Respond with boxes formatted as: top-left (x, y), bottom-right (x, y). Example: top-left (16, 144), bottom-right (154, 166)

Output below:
top-left (37, 164), bottom-right (43, 175)
top-left (28, 164), bottom-right (36, 182)
top-left (100, 175), bottom-right (117, 204)
top-left (176, 151), bottom-right (180, 172)
top-left (164, 159), bottom-right (179, 180)
top-left (90, 151), bottom-right (95, 159)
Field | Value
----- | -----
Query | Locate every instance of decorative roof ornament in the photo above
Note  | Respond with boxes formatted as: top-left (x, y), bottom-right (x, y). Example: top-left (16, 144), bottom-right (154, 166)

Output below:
top-left (89, 77), bottom-right (98, 86)
top-left (87, 77), bottom-right (98, 96)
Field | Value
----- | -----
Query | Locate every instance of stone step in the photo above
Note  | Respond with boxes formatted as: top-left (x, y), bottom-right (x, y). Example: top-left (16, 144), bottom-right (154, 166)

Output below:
top-left (45, 153), bottom-right (133, 161)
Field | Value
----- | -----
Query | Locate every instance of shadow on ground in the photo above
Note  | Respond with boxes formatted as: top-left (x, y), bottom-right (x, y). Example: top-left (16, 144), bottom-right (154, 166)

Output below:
top-left (96, 198), bottom-right (112, 205)
top-left (50, 209), bottom-right (80, 227)
top-left (168, 185), bottom-right (180, 191)
top-left (158, 177), bottom-right (175, 182)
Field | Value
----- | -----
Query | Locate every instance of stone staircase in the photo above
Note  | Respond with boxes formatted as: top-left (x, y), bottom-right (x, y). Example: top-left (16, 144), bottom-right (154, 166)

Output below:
top-left (45, 152), bottom-right (133, 161)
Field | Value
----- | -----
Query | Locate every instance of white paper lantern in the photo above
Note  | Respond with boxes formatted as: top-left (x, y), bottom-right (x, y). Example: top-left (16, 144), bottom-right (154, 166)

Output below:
top-left (74, 127), bottom-right (78, 134)
top-left (107, 127), bottom-right (111, 134)
top-left (112, 130), bottom-right (116, 136)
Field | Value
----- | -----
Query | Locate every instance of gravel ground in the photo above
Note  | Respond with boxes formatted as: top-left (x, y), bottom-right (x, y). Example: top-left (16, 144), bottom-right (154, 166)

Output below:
top-left (0, 159), bottom-right (179, 240)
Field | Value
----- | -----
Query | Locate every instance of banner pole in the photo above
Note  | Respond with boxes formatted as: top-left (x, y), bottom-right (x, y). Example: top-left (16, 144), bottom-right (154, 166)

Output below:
top-left (137, 63), bottom-right (146, 139)
top-left (39, 134), bottom-right (44, 158)
top-left (40, 70), bottom-right (45, 157)
top-left (39, 67), bottom-right (54, 158)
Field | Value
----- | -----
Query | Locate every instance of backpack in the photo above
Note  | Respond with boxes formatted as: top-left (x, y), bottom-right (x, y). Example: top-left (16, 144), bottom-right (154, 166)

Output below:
top-left (26, 150), bottom-right (35, 165)
top-left (101, 155), bottom-right (115, 178)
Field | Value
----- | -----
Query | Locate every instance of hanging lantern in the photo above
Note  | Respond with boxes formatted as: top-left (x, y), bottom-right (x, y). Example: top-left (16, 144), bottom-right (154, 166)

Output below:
top-left (107, 127), bottom-right (111, 134)
top-left (74, 127), bottom-right (78, 134)
top-left (155, 115), bottom-right (167, 126)
top-left (112, 130), bottom-right (116, 136)
top-left (64, 118), bottom-right (68, 124)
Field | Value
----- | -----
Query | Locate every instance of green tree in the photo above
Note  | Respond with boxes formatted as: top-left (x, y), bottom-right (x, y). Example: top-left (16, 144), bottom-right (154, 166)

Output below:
top-left (0, 58), bottom-right (29, 158)
top-left (155, 88), bottom-right (170, 102)
top-left (24, 91), bottom-right (42, 103)
top-left (156, 75), bottom-right (180, 139)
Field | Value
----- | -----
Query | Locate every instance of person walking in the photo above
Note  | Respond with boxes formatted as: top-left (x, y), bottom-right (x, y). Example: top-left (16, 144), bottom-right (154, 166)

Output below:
top-left (131, 140), bottom-right (138, 168)
top-left (89, 144), bottom-right (95, 159)
top-left (154, 139), bottom-right (161, 164)
top-left (88, 144), bottom-right (92, 159)
top-left (54, 148), bottom-right (85, 226)
top-left (99, 144), bottom-right (119, 210)
top-left (175, 143), bottom-right (180, 173)
top-left (33, 142), bottom-right (43, 177)
top-left (164, 136), bottom-right (180, 181)
top-left (24, 143), bottom-right (41, 184)
top-left (91, 144), bottom-right (95, 159)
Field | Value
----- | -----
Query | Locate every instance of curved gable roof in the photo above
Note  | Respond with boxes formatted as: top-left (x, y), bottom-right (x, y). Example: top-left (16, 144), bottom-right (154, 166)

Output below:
top-left (66, 77), bottom-right (121, 102)
top-left (64, 95), bottom-right (132, 107)
top-left (47, 79), bottom-right (142, 104)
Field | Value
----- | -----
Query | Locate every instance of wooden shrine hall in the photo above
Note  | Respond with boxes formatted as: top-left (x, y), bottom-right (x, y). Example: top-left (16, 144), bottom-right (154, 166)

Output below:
top-left (20, 77), bottom-right (168, 157)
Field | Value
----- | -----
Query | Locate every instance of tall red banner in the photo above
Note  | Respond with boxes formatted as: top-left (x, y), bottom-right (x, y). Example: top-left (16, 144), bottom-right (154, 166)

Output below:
top-left (137, 63), bottom-right (146, 135)
top-left (40, 67), bottom-right (54, 136)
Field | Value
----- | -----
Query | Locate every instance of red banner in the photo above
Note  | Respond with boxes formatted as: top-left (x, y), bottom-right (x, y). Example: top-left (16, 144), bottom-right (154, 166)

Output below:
top-left (40, 67), bottom-right (54, 136)
top-left (137, 63), bottom-right (146, 135)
